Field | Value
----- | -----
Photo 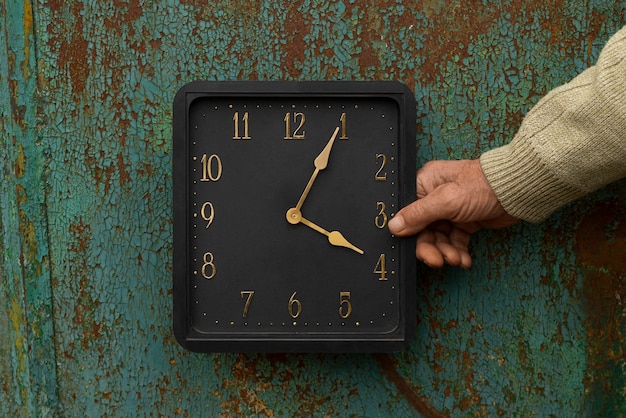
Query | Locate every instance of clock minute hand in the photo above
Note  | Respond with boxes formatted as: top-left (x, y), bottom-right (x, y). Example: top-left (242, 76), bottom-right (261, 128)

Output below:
top-left (294, 127), bottom-right (340, 212)
top-left (286, 208), bottom-right (364, 254)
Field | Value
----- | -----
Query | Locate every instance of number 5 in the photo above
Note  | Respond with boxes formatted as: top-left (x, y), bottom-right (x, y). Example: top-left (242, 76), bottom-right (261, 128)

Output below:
top-left (339, 291), bottom-right (352, 318)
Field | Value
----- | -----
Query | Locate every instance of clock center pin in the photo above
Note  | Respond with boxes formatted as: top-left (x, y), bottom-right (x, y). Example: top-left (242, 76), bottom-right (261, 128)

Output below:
top-left (286, 207), bottom-right (302, 224)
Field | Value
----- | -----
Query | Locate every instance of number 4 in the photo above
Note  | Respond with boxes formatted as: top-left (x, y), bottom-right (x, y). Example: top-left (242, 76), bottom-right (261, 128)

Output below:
top-left (374, 253), bottom-right (388, 281)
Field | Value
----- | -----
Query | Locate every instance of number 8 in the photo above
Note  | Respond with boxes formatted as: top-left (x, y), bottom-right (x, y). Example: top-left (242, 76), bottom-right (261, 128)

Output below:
top-left (201, 252), bottom-right (216, 279)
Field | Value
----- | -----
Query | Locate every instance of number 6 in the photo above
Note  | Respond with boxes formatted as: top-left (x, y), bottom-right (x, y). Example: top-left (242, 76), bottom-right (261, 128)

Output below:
top-left (288, 291), bottom-right (302, 318)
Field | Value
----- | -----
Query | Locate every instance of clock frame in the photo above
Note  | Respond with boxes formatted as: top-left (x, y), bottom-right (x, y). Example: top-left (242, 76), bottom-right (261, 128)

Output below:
top-left (173, 81), bottom-right (416, 352)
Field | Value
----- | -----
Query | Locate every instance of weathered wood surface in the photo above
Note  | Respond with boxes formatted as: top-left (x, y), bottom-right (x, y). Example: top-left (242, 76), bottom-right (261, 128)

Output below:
top-left (2, 0), bottom-right (625, 416)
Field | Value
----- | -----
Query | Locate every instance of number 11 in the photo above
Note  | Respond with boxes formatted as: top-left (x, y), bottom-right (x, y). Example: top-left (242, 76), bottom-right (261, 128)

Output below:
top-left (233, 111), bottom-right (251, 140)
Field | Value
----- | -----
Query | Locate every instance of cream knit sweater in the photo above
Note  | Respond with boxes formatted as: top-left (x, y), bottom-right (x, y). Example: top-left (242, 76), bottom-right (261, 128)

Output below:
top-left (480, 26), bottom-right (626, 223)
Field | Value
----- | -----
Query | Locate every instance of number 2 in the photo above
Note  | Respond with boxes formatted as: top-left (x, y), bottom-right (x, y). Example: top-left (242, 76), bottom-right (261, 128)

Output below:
top-left (375, 154), bottom-right (387, 181)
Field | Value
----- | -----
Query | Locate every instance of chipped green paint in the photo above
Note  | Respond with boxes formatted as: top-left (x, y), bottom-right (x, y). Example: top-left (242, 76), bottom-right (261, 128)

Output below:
top-left (1, 0), bottom-right (58, 415)
top-left (2, 0), bottom-right (626, 416)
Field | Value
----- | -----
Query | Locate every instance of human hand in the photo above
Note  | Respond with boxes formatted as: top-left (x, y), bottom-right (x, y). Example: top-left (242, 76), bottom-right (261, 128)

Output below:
top-left (388, 159), bottom-right (519, 268)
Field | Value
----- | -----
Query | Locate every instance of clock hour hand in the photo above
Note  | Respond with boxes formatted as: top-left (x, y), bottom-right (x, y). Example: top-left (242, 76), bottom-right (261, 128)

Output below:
top-left (294, 127), bottom-right (340, 212)
top-left (286, 208), bottom-right (364, 255)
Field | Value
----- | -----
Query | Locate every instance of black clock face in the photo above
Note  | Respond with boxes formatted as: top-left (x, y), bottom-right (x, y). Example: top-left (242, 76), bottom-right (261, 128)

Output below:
top-left (173, 81), bottom-right (416, 352)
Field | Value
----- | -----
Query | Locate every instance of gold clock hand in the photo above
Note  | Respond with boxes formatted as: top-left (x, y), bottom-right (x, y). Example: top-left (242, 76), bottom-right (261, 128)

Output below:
top-left (286, 208), bottom-right (364, 255)
top-left (294, 127), bottom-right (340, 212)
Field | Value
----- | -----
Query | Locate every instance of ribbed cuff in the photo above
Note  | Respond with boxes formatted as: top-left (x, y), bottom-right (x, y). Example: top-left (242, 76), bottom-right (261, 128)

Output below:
top-left (480, 138), bottom-right (585, 223)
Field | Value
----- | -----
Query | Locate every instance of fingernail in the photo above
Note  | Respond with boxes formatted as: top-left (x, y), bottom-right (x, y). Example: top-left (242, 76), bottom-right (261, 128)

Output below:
top-left (388, 215), bottom-right (405, 232)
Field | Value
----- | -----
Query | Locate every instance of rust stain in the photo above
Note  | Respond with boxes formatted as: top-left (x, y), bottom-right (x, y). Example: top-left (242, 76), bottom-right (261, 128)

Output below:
top-left (49, 2), bottom-right (91, 94)
top-left (417, 0), bottom-right (594, 84)
top-left (14, 142), bottom-right (25, 178)
top-left (457, 347), bottom-right (479, 412)
top-left (216, 354), bottom-right (356, 416)
top-left (8, 294), bottom-right (28, 404)
top-left (67, 221), bottom-right (102, 351)
top-left (575, 200), bottom-right (626, 274)
top-left (283, 4), bottom-right (306, 79)
top-left (7, 53), bottom-right (26, 127)
top-left (43, 0), bottom-right (63, 13)
top-left (575, 200), bottom-right (626, 400)
top-left (84, 146), bottom-right (116, 195)
top-left (17, 209), bottom-right (41, 278)
top-left (178, 0), bottom-right (207, 6)
top-left (113, 0), bottom-right (143, 24)
top-left (419, 0), bottom-right (504, 83)
top-left (374, 353), bottom-right (444, 418)
top-left (22, 0), bottom-right (34, 79)
top-left (116, 152), bottom-right (131, 187)
top-left (219, 354), bottom-right (276, 417)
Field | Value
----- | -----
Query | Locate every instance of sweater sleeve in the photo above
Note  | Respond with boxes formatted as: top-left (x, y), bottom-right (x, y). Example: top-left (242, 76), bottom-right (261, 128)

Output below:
top-left (480, 26), bottom-right (626, 223)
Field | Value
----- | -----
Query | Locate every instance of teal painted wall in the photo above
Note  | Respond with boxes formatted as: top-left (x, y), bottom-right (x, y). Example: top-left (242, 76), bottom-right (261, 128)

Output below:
top-left (2, 0), bottom-right (625, 416)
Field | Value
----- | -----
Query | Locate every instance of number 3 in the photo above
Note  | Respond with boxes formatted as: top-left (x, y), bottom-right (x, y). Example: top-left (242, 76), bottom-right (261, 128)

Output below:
top-left (375, 202), bottom-right (388, 229)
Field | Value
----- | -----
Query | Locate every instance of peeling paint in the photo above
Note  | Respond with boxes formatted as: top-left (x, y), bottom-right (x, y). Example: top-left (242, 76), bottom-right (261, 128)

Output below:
top-left (576, 198), bottom-right (626, 414)
top-left (2, 0), bottom-right (626, 416)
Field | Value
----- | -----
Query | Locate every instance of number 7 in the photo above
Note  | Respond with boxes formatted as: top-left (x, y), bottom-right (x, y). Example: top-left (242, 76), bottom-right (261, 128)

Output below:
top-left (240, 291), bottom-right (255, 318)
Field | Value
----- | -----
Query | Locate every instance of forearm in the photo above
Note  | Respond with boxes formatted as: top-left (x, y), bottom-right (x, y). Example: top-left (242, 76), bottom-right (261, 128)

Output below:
top-left (480, 26), bottom-right (626, 222)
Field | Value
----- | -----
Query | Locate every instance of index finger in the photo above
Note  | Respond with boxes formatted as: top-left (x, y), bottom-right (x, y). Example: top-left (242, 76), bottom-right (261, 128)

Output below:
top-left (388, 183), bottom-right (460, 236)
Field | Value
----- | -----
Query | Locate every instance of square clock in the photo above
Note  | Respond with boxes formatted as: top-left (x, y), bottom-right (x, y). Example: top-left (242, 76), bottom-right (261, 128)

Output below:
top-left (173, 81), bottom-right (416, 352)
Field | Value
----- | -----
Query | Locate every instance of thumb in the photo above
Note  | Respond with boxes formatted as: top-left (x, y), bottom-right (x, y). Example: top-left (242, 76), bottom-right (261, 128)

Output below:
top-left (388, 184), bottom-right (458, 236)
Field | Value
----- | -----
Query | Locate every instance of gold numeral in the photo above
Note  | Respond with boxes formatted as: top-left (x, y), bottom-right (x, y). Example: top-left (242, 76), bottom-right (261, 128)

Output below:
top-left (288, 291), bottom-right (302, 318)
top-left (201, 252), bottom-right (216, 279)
top-left (339, 112), bottom-right (348, 140)
top-left (375, 202), bottom-right (388, 229)
top-left (374, 253), bottom-right (388, 281)
top-left (375, 154), bottom-right (387, 181)
top-left (241, 291), bottom-right (254, 318)
top-left (200, 154), bottom-right (223, 182)
top-left (284, 112), bottom-right (306, 140)
top-left (339, 291), bottom-right (352, 318)
top-left (200, 202), bottom-right (215, 228)
top-left (233, 111), bottom-right (251, 139)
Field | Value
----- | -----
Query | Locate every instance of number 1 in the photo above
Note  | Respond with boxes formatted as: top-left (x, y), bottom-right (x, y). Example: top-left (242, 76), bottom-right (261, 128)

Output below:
top-left (340, 113), bottom-right (348, 140)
